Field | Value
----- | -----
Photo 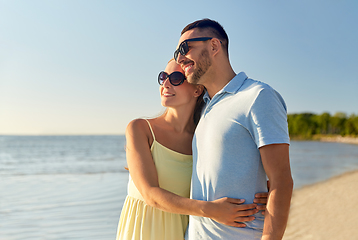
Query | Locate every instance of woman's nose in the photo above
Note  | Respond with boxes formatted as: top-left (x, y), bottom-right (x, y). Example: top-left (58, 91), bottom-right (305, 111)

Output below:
top-left (162, 77), bottom-right (171, 87)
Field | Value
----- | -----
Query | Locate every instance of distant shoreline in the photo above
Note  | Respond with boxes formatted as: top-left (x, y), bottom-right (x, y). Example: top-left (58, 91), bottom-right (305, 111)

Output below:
top-left (318, 135), bottom-right (358, 145)
top-left (291, 135), bottom-right (358, 145)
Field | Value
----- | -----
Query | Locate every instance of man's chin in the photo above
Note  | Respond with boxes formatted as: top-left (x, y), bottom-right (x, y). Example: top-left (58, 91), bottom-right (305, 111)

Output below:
top-left (186, 75), bottom-right (199, 85)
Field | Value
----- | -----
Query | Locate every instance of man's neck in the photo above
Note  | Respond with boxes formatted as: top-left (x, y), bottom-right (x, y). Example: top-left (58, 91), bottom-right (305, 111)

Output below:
top-left (204, 66), bottom-right (236, 99)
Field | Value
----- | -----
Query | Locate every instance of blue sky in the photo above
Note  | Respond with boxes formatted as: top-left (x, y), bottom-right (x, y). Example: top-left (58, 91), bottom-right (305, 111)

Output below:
top-left (1, 0), bottom-right (357, 135)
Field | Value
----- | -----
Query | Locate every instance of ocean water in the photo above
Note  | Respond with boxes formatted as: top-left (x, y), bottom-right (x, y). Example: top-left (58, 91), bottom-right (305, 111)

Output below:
top-left (289, 140), bottom-right (358, 188)
top-left (0, 135), bottom-right (128, 240)
top-left (0, 135), bottom-right (127, 176)
top-left (1, 136), bottom-right (358, 239)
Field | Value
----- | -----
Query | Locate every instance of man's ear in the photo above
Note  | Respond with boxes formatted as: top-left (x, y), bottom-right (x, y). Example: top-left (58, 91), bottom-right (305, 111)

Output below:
top-left (210, 38), bottom-right (221, 56)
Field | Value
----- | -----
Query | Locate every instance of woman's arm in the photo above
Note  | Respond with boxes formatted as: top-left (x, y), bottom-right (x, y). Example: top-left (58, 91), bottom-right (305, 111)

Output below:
top-left (125, 119), bottom-right (260, 227)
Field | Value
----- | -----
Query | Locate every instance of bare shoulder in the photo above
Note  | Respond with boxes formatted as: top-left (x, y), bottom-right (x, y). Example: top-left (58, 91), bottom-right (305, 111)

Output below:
top-left (126, 118), bottom-right (147, 132)
top-left (126, 118), bottom-right (153, 144)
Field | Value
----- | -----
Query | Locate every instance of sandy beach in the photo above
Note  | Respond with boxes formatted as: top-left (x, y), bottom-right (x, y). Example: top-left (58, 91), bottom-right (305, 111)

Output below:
top-left (283, 170), bottom-right (358, 240)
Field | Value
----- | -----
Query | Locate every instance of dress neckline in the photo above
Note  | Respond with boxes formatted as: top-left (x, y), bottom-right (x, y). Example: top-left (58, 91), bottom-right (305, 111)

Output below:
top-left (152, 139), bottom-right (192, 157)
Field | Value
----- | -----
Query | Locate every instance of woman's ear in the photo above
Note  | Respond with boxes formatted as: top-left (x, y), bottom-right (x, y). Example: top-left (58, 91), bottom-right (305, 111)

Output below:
top-left (193, 85), bottom-right (205, 97)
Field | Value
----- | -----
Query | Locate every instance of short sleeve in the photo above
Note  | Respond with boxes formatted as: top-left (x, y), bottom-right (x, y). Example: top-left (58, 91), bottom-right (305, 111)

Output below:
top-left (248, 87), bottom-right (290, 148)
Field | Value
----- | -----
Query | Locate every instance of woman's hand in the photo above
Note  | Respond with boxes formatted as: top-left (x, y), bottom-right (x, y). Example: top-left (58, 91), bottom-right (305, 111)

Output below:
top-left (254, 192), bottom-right (268, 215)
top-left (254, 181), bottom-right (270, 215)
top-left (205, 197), bottom-right (259, 228)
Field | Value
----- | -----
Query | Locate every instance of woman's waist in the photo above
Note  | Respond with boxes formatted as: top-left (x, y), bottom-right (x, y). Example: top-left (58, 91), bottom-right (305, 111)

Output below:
top-left (127, 180), bottom-right (146, 201)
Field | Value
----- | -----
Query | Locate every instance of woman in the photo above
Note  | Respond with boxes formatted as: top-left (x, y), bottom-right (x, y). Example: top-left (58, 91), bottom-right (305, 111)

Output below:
top-left (116, 60), bottom-right (267, 240)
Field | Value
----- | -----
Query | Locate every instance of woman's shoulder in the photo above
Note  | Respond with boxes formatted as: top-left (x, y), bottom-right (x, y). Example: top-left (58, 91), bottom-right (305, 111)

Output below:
top-left (127, 118), bottom-right (147, 127)
top-left (126, 118), bottom-right (155, 143)
top-left (126, 118), bottom-right (149, 133)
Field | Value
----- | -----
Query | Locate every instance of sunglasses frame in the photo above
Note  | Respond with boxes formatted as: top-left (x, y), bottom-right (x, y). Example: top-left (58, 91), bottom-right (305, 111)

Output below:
top-left (158, 71), bottom-right (186, 86)
top-left (174, 37), bottom-right (213, 61)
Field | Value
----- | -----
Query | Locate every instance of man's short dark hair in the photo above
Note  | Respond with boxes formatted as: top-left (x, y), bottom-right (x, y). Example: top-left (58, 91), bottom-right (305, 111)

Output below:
top-left (181, 18), bottom-right (229, 56)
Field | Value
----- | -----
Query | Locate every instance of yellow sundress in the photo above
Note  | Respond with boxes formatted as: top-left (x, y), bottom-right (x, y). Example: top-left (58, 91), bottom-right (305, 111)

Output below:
top-left (116, 119), bottom-right (193, 240)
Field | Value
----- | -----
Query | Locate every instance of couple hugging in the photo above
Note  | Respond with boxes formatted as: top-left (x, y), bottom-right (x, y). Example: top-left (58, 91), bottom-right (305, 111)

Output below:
top-left (116, 18), bottom-right (293, 240)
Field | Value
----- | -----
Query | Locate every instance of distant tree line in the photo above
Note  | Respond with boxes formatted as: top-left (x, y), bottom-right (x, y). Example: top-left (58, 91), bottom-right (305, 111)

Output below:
top-left (287, 112), bottom-right (358, 139)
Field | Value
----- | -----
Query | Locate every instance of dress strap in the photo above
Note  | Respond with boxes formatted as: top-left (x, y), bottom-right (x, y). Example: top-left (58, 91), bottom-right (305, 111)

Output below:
top-left (143, 119), bottom-right (156, 142)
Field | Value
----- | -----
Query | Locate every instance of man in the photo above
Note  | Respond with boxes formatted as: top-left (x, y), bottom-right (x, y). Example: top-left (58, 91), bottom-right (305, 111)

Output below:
top-left (175, 19), bottom-right (293, 240)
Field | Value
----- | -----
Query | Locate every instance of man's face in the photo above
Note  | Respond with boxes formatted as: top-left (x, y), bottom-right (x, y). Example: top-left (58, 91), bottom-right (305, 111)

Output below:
top-left (175, 29), bottom-right (212, 85)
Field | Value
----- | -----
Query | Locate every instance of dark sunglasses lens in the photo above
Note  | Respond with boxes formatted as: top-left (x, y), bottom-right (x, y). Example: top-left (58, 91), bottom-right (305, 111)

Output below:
top-left (180, 42), bottom-right (189, 55)
top-left (174, 50), bottom-right (179, 61)
top-left (169, 72), bottom-right (185, 86)
top-left (158, 72), bottom-right (168, 85)
top-left (174, 42), bottom-right (188, 61)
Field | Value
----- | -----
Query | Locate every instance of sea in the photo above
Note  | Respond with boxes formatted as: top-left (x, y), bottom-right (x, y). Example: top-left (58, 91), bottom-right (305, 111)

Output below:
top-left (1, 135), bottom-right (358, 240)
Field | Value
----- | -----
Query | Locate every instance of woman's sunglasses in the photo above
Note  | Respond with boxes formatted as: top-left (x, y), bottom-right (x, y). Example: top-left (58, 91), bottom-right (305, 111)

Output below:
top-left (158, 71), bottom-right (186, 86)
top-left (174, 37), bottom-right (213, 61)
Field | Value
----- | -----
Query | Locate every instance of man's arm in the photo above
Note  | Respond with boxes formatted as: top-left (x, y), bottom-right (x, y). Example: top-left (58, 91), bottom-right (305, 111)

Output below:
top-left (259, 143), bottom-right (293, 240)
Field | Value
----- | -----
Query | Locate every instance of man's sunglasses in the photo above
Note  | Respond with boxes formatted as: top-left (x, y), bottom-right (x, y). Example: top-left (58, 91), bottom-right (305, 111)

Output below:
top-left (174, 37), bottom-right (213, 61)
top-left (158, 71), bottom-right (186, 86)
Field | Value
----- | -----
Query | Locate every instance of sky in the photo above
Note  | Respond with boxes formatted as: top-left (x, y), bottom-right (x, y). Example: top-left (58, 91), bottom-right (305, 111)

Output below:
top-left (1, 0), bottom-right (357, 135)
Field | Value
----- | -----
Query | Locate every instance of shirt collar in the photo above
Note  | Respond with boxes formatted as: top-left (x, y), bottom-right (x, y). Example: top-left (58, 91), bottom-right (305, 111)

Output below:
top-left (203, 72), bottom-right (248, 103)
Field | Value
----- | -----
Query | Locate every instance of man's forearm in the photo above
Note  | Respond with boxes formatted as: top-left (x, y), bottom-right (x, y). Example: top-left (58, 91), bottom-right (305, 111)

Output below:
top-left (261, 180), bottom-right (293, 240)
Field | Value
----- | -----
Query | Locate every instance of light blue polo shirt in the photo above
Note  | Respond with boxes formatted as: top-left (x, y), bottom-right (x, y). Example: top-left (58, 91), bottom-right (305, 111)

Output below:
top-left (186, 72), bottom-right (290, 240)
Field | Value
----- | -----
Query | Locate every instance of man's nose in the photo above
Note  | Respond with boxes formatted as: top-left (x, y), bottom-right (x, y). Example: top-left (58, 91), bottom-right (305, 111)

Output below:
top-left (176, 52), bottom-right (186, 64)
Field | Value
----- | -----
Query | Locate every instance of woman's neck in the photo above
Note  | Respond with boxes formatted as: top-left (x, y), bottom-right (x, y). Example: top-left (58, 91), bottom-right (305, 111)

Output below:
top-left (161, 107), bottom-right (195, 134)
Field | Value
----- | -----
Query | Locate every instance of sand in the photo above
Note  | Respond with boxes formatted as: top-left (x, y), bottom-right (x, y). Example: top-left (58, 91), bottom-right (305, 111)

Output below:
top-left (283, 170), bottom-right (358, 240)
